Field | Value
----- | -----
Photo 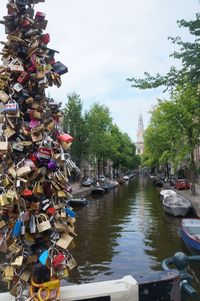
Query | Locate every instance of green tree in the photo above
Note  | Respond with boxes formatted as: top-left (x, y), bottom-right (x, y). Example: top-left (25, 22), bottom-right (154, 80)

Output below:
top-left (110, 125), bottom-right (138, 174)
top-left (143, 85), bottom-right (200, 194)
top-left (63, 93), bottom-right (88, 168)
top-left (85, 103), bottom-right (113, 177)
top-left (127, 14), bottom-right (200, 91)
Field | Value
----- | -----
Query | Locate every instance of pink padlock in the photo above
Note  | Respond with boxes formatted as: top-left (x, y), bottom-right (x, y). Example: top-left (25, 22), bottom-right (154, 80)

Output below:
top-left (29, 120), bottom-right (40, 129)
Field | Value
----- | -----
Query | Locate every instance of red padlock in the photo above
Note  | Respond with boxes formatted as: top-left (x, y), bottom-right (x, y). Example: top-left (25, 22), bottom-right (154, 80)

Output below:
top-left (52, 253), bottom-right (65, 268)
top-left (41, 33), bottom-right (50, 44)
top-left (57, 133), bottom-right (73, 143)
top-left (17, 71), bottom-right (30, 85)
top-left (37, 147), bottom-right (52, 161)
top-left (22, 189), bottom-right (33, 197)
top-left (46, 207), bottom-right (56, 215)
top-left (35, 11), bottom-right (45, 22)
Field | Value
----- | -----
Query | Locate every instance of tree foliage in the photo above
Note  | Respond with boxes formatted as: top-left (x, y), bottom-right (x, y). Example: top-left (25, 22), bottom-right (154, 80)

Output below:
top-left (143, 84), bottom-right (200, 194)
top-left (64, 97), bottom-right (140, 175)
top-left (127, 13), bottom-right (200, 91)
top-left (63, 93), bottom-right (88, 166)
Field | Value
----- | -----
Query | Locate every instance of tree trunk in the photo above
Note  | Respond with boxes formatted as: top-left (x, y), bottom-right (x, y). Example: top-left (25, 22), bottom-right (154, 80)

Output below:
top-left (190, 151), bottom-right (196, 195)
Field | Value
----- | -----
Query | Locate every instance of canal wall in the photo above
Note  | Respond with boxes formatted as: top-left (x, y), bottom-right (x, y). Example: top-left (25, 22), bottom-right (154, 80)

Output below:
top-left (71, 182), bottom-right (93, 198)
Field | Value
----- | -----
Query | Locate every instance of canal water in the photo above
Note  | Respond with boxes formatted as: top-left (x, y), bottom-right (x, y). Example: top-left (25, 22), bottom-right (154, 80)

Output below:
top-left (67, 175), bottom-right (200, 300)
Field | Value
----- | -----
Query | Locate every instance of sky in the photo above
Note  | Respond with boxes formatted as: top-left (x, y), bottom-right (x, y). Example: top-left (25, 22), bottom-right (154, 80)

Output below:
top-left (0, 0), bottom-right (199, 142)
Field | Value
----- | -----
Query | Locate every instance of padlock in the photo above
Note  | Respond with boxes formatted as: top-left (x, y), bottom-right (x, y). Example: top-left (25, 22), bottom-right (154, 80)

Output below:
top-left (29, 215), bottom-right (36, 234)
top-left (5, 189), bottom-right (16, 203)
top-left (8, 60), bottom-right (24, 72)
top-left (56, 233), bottom-right (73, 250)
top-left (0, 90), bottom-right (9, 103)
top-left (52, 251), bottom-right (65, 268)
top-left (35, 11), bottom-right (46, 22)
top-left (60, 209), bottom-right (66, 218)
top-left (52, 61), bottom-right (68, 76)
top-left (39, 249), bottom-right (49, 265)
top-left (0, 232), bottom-right (8, 252)
top-left (8, 240), bottom-right (23, 254)
top-left (11, 255), bottom-right (23, 266)
top-left (12, 218), bottom-right (22, 237)
top-left (21, 221), bottom-right (26, 235)
top-left (36, 213), bottom-right (51, 232)
top-left (65, 207), bottom-right (76, 218)
top-left (21, 269), bottom-right (31, 282)
top-left (66, 257), bottom-right (77, 270)
top-left (36, 146), bottom-right (51, 161)
top-left (4, 126), bottom-right (16, 139)
top-left (22, 189), bottom-right (33, 197)
top-left (2, 265), bottom-right (15, 282)
top-left (13, 82), bottom-right (23, 92)
top-left (12, 143), bottom-right (24, 152)
top-left (41, 33), bottom-right (50, 44)
top-left (17, 71), bottom-right (30, 85)
top-left (0, 187), bottom-right (9, 206)
top-left (0, 220), bottom-right (6, 229)
top-left (56, 267), bottom-right (69, 279)
top-left (4, 99), bottom-right (19, 115)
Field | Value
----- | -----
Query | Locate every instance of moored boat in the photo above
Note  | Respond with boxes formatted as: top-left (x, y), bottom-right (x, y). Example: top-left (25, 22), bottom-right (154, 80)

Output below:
top-left (181, 218), bottom-right (200, 254)
top-left (159, 189), bottom-right (177, 201)
top-left (162, 194), bottom-right (191, 217)
top-left (67, 198), bottom-right (89, 207)
top-left (91, 187), bottom-right (105, 195)
top-left (0, 272), bottom-right (180, 301)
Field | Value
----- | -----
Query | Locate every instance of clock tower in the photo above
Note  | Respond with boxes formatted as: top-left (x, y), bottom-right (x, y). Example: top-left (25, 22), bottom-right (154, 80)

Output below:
top-left (136, 114), bottom-right (144, 154)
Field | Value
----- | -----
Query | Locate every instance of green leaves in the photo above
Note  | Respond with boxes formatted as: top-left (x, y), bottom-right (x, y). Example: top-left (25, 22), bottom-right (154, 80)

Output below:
top-left (63, 97), bottom-right (140, 173)
top-left (128, 13), bottom-right (200, 90)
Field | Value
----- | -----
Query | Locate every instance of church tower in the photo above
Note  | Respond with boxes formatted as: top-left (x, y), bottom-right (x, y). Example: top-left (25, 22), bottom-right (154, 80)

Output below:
top-left (136, 114), bottom-right (144, 154)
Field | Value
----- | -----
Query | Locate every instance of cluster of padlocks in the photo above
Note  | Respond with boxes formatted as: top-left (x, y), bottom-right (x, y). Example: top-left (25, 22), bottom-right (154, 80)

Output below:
top-left (0, 0), bottom-right (80, 300)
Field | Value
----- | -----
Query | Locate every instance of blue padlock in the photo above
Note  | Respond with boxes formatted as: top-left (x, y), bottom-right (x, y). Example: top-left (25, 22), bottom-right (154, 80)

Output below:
top-left (39, 250), bottom-right (49, 265)
top-left (12, 219), bottom-right (22, 237)
top-left (65, 207), bottom-right (76, 218)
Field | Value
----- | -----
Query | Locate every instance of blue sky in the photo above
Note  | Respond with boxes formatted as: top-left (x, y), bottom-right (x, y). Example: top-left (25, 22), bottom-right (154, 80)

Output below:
top-left (0, 0), bottom-right (199, 141)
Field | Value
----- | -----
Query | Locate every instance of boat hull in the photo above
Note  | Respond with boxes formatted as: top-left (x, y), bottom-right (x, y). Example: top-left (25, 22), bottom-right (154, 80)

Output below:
top-left (181, 218), bottom-right (200, 254)
top-left (162, 195), bottom-right (191, 217)
top-left (0, 272), bottom-right (180, 301)
top-left (67, 198), bottom-right (89, 207)
top-left (91, 187), bottom-right (105, 195)
top-left (163, 205), bottom-right (190, 217)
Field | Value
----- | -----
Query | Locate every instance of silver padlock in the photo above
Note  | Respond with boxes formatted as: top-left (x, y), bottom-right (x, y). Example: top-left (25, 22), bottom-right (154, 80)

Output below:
top-left (29, 215), bottom-right (36, 234)
top-left (21, 221), bottom-right (26, 235)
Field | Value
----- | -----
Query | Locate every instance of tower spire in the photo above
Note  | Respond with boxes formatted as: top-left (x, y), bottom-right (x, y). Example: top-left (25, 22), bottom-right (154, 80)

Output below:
top-left (136, 113), bottom-right (144, 154)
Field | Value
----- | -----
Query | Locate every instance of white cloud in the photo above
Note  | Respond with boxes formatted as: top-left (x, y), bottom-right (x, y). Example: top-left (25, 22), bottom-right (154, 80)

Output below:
top-left (0, 0), bottom-right (199, 141)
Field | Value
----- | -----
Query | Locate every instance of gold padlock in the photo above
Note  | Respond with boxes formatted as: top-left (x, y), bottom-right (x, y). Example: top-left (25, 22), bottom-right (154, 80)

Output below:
top-left (21, 269), bottom-right (31, 282)
top-left (11, 255), bottom-right (23, 266)
top-left (2, 265), bottom-right (15, 282)
top-left (56, 233), bottom-right (73, 250)
top-left (0, 187), bottom-right (9, 206)
top-left (8, 240), bottom-right (23, 254)
top-left (56, 268), bottom-right (69, 279)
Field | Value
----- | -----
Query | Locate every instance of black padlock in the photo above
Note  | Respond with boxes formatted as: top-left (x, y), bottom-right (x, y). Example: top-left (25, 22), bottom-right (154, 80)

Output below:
top-left (15, 0), bottom-right (30, 6)
top-left (33, 262), bottom-right (51, 284)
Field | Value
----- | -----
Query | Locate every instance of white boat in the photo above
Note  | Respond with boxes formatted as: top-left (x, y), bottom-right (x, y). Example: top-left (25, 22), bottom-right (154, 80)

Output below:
top-left (162, 194), bottom-right (191, 217)
top-left (0, 272), bottom-right (180, 301)
top-left (159, 189), bottom-right (177, 201)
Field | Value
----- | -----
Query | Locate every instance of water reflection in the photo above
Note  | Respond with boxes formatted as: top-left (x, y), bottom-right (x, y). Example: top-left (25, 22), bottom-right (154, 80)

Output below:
top-left (66, 176), bottom-right (200, 299)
